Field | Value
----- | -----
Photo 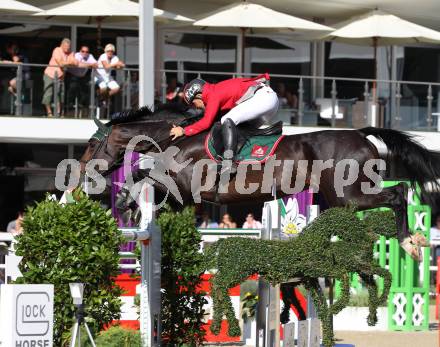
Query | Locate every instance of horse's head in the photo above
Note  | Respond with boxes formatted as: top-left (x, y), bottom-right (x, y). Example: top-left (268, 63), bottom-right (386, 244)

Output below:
top-left (80, 116), bottom-right (115, 175)
top-left (79, 105), bottom-right (198, 176)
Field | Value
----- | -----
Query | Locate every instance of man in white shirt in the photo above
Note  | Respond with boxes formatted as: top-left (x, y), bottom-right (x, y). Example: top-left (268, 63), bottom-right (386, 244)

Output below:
top-left (242, 213), bottom-right (262, 229)
top-left (67, 45), bottom-right (97, 114)
top-left (96, 43), bottom-right (125, 98)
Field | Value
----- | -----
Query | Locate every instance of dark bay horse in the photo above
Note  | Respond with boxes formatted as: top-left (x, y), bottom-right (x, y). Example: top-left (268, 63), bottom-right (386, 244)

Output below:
top-left (79, 105), bottom-right (440, 259)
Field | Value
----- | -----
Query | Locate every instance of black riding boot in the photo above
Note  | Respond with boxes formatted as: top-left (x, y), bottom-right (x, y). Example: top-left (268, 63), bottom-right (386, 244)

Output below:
top-left (221, 118), bottom-right (238, 175)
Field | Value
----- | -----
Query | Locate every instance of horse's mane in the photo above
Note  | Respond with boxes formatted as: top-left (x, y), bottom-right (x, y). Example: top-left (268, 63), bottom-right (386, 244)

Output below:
top-left (107, 103), bottom-right (202, 127)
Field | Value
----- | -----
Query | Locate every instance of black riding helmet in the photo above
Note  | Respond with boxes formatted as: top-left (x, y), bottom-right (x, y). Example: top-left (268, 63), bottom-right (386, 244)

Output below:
top-left (183, 78), bottom-right (206, 104)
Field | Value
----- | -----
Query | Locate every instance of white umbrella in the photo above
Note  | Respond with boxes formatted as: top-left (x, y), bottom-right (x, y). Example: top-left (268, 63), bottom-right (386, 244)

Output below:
top-left (326, 10), bottom-right (440, 99)
top-left (35, 0), bottom-right (193, 48)
top-left (153, 8), bottom-right (193, 23)
top-left (327, 9), bottom-right (440, 45)
top-left (0, 0), bottom-right (42, 13)
top-left (193, 1), bottom-right (333, 71)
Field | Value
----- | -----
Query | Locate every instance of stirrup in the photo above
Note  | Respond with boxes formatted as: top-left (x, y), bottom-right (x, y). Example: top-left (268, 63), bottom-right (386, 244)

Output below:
top-left (220, 163), bottom-right (237, 176)
top-left (219, 149), bottom-right (237, 175)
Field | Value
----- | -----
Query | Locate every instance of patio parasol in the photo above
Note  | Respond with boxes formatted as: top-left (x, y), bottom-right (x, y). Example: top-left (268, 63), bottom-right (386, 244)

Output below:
top-left (193, 1), bottom-right (333, 72)
top-left (0, 0), bottom-right (42, 14)
top-left (34, 0), bottom-right (193, 49)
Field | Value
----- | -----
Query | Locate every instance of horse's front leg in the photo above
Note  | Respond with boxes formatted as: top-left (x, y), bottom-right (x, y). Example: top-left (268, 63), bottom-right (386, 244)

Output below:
top-left (210, 280), bottom-right (241, 337)
top-left (304, 277), bottom-right (335, 347)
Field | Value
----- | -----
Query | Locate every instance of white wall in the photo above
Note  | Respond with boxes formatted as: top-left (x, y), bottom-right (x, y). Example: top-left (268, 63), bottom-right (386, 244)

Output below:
top-left (1, 116), bottom-right (440, 152)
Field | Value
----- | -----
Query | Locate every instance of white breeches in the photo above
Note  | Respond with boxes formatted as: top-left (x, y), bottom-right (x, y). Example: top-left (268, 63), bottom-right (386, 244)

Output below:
top-left (220, 85), bottom-right (279, 125)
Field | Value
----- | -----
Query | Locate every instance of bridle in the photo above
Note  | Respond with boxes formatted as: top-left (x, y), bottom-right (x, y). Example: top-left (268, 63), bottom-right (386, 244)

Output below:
top-left (80, 122), bottom-right (187, 172)
top-left (80, 134), bottom-right (109, 165)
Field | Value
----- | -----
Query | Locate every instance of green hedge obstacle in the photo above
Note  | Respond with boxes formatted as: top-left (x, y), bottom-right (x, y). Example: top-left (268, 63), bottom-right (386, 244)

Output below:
top-left (204, 206), bottom-right (397, 347)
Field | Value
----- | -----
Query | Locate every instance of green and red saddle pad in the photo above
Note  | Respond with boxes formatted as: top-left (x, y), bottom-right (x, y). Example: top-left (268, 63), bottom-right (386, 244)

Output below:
top-left (205, 133), bottom-right (285, 164)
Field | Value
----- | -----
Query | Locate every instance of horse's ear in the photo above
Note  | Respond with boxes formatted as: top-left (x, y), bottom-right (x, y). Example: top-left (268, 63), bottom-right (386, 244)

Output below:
top-left (93, 115), bottom-right (109, 132)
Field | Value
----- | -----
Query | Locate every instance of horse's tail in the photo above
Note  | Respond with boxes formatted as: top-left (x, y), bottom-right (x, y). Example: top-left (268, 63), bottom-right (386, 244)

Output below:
top-left (359, 127), bottom-right (440, 194)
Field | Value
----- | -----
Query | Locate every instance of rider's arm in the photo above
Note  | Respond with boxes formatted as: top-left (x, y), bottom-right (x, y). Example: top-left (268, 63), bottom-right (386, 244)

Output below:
top-left (184, 98), bottom-right (220, 136)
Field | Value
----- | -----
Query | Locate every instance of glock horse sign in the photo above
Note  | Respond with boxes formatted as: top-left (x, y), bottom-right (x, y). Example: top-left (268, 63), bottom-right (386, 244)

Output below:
top-left (0, 284), bottom-right (54, 347)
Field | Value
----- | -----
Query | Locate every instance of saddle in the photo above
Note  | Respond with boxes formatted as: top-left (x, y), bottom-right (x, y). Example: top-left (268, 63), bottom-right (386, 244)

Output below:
top-left (206, 120), bottom-right (284, 163)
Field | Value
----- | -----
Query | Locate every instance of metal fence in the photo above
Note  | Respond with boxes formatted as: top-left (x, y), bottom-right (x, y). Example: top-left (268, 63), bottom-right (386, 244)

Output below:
top-left (0, 62), bottom-right (138, 119)
top-left (160, 68), bottom-right (440, 132)
top-left (2, 62), bottom-right (440, 132)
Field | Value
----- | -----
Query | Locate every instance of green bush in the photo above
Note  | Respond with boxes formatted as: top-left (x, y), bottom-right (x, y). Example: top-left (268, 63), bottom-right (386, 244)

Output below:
top-left (157, 206), bottom-right (207, 346)
top-left (95, 326), bottom-right (141, 347)
top-left (15, 190), bottom-right (124, 346)
top-left (61, 326), bottom-right (141, 347)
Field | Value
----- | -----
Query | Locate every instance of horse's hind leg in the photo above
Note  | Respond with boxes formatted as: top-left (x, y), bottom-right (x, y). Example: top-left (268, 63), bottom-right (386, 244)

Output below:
top-left (280, 282), bottom-right (306, 323)
top-left (359, 272), bottom-right (379, 326)
top-left (280, 283), bottom-right (292, 324)
top-left (356, 182), bottom-right (421, 260)
top-left (359, 264), bottom-right (392, 326)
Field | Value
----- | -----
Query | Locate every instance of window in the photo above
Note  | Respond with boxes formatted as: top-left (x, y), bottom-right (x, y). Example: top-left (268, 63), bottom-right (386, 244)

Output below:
top-left (325, 42), bottom-right (374, 99)
top-left (164, 32), bottom-right (237, 84)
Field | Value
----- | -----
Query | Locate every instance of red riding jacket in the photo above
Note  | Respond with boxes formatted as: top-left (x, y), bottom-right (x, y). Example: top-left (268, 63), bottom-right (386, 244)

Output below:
top-left (183, 73), bottom-right (270, 136)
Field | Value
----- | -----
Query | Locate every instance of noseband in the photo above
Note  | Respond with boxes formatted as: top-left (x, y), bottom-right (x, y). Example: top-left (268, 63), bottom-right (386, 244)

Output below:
top-left (80, 135), bottom-right (110, 165)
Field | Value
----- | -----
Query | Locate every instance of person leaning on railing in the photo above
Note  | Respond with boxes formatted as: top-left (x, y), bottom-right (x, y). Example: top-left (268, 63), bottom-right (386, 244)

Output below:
top-left (42, 38), bottom-right (76, 117)
top-left (95, 43), bottom-right (125, 106)
top-left (6, 211), bottom-right (23, 236)
top-left (219, 213), bottom-right (237, 229)
top-left (66, 45), bottom-right (98, 117)
top-left (1, 42), bottom-right (30, 96)
top-left (242, 213), bottom-right (262, 229)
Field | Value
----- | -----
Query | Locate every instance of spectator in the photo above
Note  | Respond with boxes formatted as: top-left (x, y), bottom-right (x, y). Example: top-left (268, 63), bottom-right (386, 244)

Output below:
top-left (276, 82), bottom-right (288, 108)
top-left (42, 38), bottom-right (75, 117)
top-left (198, 212), bottom-right (218, 229)
top-left (67, 45), bottom-right (97, 117)
top-left (166, 77), bottom-right (183, 103)
top-left (242, 213), bottom-right (262, 229)
top-left (219, 213), bottom-right (237, 229)
top-left (285, 89), bottom-right (298, 109)
top-left (96, 43), bottom-right (125, 103)
top-left (431, 215), bottom-right (440, 264)
top-left (6, 211), bottom-right (23, 236)
top-left (2, 42), bottom-right (30, 95)
top-left (128, 71), bottom-right (139, 108)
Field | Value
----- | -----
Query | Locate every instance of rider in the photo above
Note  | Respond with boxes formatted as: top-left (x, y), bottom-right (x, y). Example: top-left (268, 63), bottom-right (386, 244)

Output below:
top-left (169, 73), bottom-right (279, 173)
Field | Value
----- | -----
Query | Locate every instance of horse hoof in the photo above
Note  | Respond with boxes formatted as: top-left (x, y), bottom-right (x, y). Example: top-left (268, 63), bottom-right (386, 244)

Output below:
top-left (400, 238), bottom-right (422, 262)
top-left (409, 246), bottom-right (422, 262)
top-left (411, 233), bottom-right (430, 247)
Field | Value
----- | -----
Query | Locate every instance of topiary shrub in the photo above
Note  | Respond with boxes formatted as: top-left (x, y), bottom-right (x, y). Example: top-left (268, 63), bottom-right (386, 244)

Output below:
top-left (205, 207), bottom-right (394, 347)
top-left (157, 206), bottom-right (207, 346)
top-left (15, 190), bottom-right (124, 346)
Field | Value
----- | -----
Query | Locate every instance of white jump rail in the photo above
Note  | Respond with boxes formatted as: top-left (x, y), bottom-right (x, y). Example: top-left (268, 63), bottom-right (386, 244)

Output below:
top-left (116, 155), bottom-right (161, 347)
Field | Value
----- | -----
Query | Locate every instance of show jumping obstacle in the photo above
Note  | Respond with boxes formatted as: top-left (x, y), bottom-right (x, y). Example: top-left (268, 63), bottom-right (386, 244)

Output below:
top-left (110, 156), bottom-right (161, 347)
top-left (206, 201), bottom-right (398, 347)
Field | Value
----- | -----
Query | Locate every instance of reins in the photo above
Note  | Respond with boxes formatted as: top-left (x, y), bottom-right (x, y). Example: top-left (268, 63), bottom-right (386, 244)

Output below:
top-left (82, 123), bottom-right (188, 172)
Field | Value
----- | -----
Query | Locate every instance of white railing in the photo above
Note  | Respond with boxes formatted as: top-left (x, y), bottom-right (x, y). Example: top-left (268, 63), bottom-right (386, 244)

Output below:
top-left (2, 61), bottom-right (440, 132)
